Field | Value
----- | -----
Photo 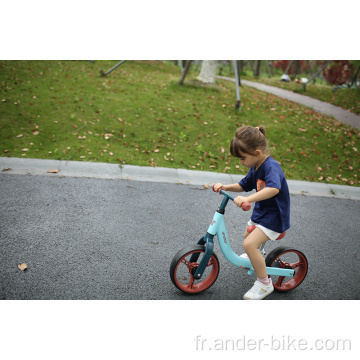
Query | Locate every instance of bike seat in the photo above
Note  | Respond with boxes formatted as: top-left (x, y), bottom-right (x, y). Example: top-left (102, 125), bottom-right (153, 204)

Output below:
top-left (246, 225), bottom-right (286, 240)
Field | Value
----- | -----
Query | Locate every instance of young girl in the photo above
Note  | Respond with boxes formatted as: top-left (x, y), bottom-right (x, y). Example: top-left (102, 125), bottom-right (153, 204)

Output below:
top-left (213, 125), bottom-right (290, 300)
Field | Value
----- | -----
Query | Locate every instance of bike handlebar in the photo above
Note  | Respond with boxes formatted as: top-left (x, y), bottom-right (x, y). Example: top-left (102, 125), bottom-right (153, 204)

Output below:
top-left (212, 185), bottom-right (251, 211)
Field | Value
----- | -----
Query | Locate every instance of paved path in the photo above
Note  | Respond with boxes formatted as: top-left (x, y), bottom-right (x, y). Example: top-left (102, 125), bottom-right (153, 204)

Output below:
top-left (217, 76), bottom-right (360, 130)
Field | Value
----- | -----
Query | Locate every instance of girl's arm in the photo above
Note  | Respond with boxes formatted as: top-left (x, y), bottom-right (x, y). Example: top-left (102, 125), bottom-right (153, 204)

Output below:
top-left (234, 187), bottom-right (279, 207)
top-left (213, 183), bottom-right (244, 193)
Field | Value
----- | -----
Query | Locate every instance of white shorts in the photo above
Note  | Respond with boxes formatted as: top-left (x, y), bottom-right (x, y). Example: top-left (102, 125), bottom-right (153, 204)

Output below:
top-left (248, 220), bottom-right (281, 241)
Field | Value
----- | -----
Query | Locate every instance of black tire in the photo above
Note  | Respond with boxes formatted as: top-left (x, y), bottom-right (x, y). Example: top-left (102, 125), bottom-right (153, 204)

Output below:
top-left (170, 245), bottom-right (220, 294)
top-left (265, 246), bottom-right (308, 292)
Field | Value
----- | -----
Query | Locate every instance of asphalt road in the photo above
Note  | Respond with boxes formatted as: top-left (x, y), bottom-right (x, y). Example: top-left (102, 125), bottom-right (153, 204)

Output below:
top-left (1, 173), bottom-right (359, 300)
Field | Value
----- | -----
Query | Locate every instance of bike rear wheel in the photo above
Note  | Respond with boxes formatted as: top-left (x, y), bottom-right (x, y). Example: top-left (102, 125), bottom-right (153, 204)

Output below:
top-left (265, 246), bottom-right (308, 292)
top-left (170, 245), bottom-right (220, 294)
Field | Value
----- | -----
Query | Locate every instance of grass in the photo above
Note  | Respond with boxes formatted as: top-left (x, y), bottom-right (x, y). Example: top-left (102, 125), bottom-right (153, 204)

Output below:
top-left (1, 60), bottom-right (360, 186)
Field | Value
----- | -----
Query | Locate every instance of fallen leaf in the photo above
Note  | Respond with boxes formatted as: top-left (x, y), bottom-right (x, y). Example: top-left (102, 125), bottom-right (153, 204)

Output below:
top-left (18, 263), bottom-right (27, 271)
top-left (47, 169), bottom-right (59, 173)
top-left (16, 134), bottom-right (23, 138)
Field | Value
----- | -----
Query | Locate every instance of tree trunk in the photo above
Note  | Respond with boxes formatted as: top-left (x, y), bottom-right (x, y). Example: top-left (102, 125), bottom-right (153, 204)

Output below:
top-left (197, 60), bottom-right (218, 84)
top-left (178, 60), bottom-right (193, 85)
top-left (255, 60), bottom-right (262, 77)
top-left (294, 60), bottom-right (301, 76)
top-left (249, 61), bottom-right (256, 76)
top-left (238, 60), bottom-right (244, 72)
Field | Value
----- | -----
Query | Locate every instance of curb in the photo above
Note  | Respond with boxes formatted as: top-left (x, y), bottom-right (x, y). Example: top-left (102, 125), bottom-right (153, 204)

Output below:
top-left (1, 157), bottom-right (359, 201)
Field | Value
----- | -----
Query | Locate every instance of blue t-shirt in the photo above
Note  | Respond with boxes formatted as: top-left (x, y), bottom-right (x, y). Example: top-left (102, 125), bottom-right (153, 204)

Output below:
top-left (239, 156), bottom-right (290, 233)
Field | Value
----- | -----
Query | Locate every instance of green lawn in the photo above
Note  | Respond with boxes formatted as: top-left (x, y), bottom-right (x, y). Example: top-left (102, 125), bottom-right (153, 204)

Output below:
top-left (1, 60), bottom-right (359, 186)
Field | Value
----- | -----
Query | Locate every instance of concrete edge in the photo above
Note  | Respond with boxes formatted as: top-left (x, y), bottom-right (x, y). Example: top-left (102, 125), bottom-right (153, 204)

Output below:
top-left (1, 157), bottom-right (360, 201)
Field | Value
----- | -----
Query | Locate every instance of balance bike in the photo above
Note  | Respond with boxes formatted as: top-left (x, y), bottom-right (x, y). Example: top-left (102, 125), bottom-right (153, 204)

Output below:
top-left (170, 189), bottom-right (308, 295)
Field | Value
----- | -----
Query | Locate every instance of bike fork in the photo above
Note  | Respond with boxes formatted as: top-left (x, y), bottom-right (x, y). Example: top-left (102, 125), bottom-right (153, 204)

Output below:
top-left (190, 233), bottom-right (215, 279)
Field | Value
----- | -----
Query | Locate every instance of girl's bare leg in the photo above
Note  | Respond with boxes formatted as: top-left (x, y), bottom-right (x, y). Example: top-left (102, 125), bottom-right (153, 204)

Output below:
top-left (243, 227), bottom-right (269, 279)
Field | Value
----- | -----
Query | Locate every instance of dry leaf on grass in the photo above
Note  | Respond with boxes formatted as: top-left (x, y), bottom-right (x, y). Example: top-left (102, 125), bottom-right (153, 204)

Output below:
top-left (18, 263), bottom-right (28, 271)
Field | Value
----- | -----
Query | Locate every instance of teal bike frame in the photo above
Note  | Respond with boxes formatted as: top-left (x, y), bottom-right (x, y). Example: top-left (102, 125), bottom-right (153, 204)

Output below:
top-left (192, 190), bottom-right (295, 280)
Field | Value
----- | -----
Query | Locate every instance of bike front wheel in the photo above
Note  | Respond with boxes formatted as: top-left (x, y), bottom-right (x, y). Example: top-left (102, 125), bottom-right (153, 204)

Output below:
top-left (170, 245), bottom-right (220, 294)
top-left (265, 246), bottom-right (308, 292)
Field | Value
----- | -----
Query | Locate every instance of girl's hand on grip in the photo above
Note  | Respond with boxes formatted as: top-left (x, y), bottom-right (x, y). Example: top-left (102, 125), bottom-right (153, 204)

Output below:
top-left (234, 196), bottom-right (248, 209)
top-left (212, 183), bottom-right (223, 193)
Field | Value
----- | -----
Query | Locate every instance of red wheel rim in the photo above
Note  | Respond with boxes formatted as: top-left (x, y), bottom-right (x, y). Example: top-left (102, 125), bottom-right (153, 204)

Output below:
top-left (270, 250), bottom-right (307, 291)
top-left (174, 250), bottom-right (219, 294)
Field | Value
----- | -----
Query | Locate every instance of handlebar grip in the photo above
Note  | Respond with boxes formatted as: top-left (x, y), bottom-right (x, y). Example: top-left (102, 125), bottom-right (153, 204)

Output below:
top-left (212, 184), bottom-right (221, 193)
top-left (241, 202), bottom-right (251, 211)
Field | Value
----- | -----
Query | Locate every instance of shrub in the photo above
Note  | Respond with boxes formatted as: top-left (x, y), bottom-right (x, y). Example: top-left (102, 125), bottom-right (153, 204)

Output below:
top-left (322, 60), bottom-right (354, 85)
top-left (271, 60), bottom-right (308, 74)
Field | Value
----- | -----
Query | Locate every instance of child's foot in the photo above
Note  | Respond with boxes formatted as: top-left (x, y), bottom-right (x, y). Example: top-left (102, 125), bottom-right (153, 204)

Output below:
top-left (243, 279), bottom-right (274, 300)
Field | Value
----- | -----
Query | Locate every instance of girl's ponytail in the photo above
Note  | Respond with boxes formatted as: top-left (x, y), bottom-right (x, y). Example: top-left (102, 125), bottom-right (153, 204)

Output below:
top-left (255, 125), bottom-right (266, 138)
